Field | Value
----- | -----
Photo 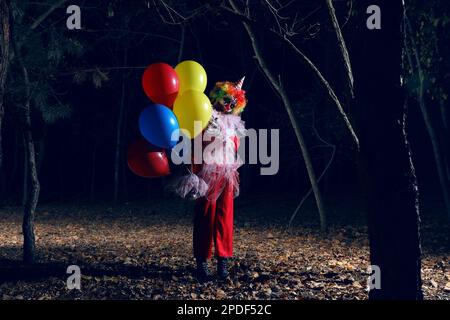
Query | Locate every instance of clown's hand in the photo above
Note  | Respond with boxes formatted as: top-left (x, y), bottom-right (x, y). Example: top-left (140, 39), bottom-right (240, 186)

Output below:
top-left (205, 114), bottom-right (221, 138)
top-left (173, 173), bottom-right (208, 200)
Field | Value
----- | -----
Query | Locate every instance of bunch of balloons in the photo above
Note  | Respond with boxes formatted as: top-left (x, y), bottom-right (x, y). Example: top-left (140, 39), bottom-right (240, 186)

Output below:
top-left (127, 60), bottom-right (212, 178)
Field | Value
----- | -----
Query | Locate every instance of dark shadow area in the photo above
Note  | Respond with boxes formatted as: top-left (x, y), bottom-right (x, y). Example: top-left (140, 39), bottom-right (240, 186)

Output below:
top-left (0, 257), bottom-right (195, 283)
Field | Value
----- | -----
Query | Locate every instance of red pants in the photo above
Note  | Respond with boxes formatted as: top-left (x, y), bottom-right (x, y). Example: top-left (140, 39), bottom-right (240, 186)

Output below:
top-left (193, 181), bottom-right (234, 260)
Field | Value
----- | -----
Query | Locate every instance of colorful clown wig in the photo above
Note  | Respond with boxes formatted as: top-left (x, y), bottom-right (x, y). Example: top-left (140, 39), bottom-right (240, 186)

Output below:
top-left (209, 77), bottom-right (247, 115)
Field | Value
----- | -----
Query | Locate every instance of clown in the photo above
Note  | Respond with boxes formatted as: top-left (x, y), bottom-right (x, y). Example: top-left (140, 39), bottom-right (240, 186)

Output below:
top-left (176, 77), bottom-right (247, 281)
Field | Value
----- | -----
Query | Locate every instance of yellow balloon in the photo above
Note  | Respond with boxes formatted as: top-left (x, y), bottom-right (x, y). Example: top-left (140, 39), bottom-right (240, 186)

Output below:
top-left (175, 60), bottom-right (207, 93)
top-left (173, 90), bottom-right (212, 138)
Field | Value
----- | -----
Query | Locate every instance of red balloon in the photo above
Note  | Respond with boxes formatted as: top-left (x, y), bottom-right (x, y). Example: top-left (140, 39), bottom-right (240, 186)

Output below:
top-left (127, 139), bottom-right (170, 178)
top-left (142, 63), bottom-right (179, 107)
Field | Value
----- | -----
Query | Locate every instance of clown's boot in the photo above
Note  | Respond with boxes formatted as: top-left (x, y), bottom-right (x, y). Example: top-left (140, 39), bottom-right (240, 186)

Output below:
top-left (217, 257), bottom-right (229, 280)
top-left (196, 259), bottom-right (212, 282)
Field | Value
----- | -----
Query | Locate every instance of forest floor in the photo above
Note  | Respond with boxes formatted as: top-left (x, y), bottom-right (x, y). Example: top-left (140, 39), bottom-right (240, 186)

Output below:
top-left (0, 196), bottom-right (449, 300)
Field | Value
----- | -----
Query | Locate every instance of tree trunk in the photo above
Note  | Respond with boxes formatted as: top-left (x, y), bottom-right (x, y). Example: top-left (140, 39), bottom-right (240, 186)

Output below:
top-left (113, 49), bottom-right (127, 203)
top-left (121, 116), bottom-right (129, 202)
top-left (22, 136), bottom-right (28, 205)
top-left (37, 126), bottom-right (47, 174)
top-left (20, 72), bottom-right (40, 264)
top-left (90, 140), bottom-right (97, 202)
top-left (22, 125), bottom-right (39, 264)
top-left (417, 96), bottom-right (450, 220)
top-left (404, 19), bottom-right (450, 220)
top-left (15, 37), bottom-right (40, 264)
top-left (357, 0), bottom-right (422, 299)
top-left (440, 98), bottom-right (448, 132)
top-left (8, 127), bottom-right (18, 203)
top-left (58, 143), bottom-right (64, 202)
top-left (0, 0), bottom-right (10, 205)
top-left (122, 97), bottom-right (129, 201)
top-left (229, 0), bottom-right (327, 232)
top-left (440, 98), bottom-right (450, 182)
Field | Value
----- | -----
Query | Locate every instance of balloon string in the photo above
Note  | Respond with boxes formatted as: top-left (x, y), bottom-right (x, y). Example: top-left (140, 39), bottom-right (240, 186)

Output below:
top-left (185, 165), bottom-right (193, 175)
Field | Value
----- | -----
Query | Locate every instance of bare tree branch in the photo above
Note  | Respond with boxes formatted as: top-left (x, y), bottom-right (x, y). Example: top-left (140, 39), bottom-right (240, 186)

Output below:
top-left (282, 35), bottom-right (359, 148)
top-left (220, 3), bottom-right (359, 148)
top-left (152, 0), bottom-right (210, 25)
top-left (289, 135), bottom-right (335, 228)
top-left (325, 0), bottom-right (354, 97)
top-left (229, 0), bottom-right (328, 231)
top-left (30, 0), bottom-right (68, 30)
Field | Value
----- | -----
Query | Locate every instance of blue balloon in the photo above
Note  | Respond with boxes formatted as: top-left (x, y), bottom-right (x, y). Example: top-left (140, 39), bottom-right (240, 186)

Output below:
top-left (139, 104), bottom-right (180, 149)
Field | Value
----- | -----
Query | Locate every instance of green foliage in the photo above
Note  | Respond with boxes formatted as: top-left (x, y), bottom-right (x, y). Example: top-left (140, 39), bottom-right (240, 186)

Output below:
top-left (41, 104), bottom-right (72, 124)
top-left (91, 68), bottom-right (109, 89)
top-left (405, 0), bottom-right (450, 103)
top-left (8, 1), bottom-right (86, 125)
top-left (32, 84), bottom-right (72, 124)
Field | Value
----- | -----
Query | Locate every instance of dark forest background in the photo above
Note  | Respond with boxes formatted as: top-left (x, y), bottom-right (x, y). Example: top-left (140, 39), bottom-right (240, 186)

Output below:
top-left (1, 1), bottom-right (448, 213)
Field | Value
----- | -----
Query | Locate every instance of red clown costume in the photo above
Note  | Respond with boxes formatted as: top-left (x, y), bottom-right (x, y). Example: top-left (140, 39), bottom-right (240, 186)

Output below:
top-left (175, 77), bottom-right (247, 280)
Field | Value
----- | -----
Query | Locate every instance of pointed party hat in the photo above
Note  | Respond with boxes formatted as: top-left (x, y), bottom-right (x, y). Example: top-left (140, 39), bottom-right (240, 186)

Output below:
top-left (235, 76), bottom-right (245, 90)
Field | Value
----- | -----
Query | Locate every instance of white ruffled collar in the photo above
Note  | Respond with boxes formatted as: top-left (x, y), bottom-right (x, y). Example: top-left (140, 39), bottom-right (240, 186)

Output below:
top-left (209, 110), bottom-right (246, 138)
